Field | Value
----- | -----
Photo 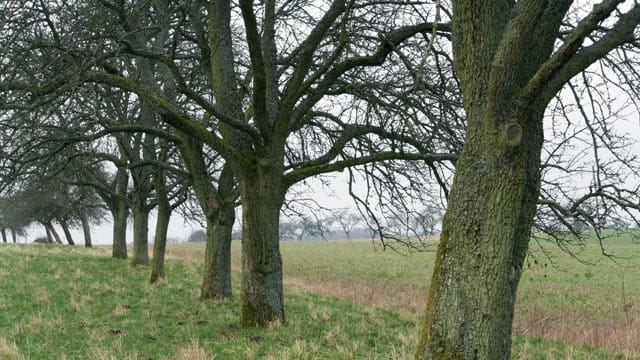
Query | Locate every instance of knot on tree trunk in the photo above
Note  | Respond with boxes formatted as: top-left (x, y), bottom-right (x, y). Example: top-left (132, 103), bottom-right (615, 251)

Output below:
top-left (502, 122), bottom-right (522, 147)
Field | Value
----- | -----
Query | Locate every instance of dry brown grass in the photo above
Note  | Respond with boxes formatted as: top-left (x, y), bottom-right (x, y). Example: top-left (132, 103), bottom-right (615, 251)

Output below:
top-left (174, 340), bottom-right (215, 360)
top-left (165, 243), bottom-right (428, 313)
top-left (164, 244), bottom-right (205, 263)
top-left (285, 275), bottom-right (427, 315)
top-left (0, 336), bottom-right (21, 360)
top-left (163, 241), bottom-right (640, 356)
top-left (301, 279), bottom-right (640, 357)
top-left (289, 274), bottom-right (640, 356)
top-left (514, 307), bottom-right (640, 357)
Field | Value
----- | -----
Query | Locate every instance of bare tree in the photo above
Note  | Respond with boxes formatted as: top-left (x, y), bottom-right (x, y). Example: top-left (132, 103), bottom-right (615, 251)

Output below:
top-left (279, 216), bottom-right (323, 241)
top-left (0, 197), bottom-right (30, 243)
top-left (331, 209), bottom-right (361, 240)
top-left (414, 1), bottom-right (640, 358)
top-left (0, 0), bottom-right (459, 327)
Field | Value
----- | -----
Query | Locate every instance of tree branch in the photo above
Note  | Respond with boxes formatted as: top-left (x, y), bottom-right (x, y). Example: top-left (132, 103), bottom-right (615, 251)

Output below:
top-left (284, 151), bottom-right (456, 187)
top-left (531, 1), bottom-right (640, 105)
top-left (293, 21), bottom-right (451, 125)
top-left (84, 72), bottom-right (250, 166)
top-left (238, 0), bottom-right (270, 137)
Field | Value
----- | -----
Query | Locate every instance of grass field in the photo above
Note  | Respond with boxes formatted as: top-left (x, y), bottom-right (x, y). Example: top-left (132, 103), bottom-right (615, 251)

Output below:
top-left (0, 232), bottom-right (638, 359)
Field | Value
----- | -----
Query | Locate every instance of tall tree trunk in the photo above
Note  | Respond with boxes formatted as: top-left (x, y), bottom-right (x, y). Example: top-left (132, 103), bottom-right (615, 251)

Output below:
top-left (413, 2), bottom-right (579, 357)
top-left (112, 167), bottom-right (128, 259)
top-left (79, 212), bottom-right (93, 248)
top-left (130, 191), bottom-right (150, 266)
top-left (46, 222), bottom-right (63, 244)
top-left (150, 169), bottom-right (171, 283)
top-left (1, 229), bottom-right (6, 243)
top-left (416, 112), bottom-right (543, 359)
top-left (200, 166), bottom-right (235, 300)
top-left (59, 219), bottom-right (75, 245)
top-left (112, 199), bottom-right (128, 258)
top-left (11, 229), bottom-right (16, 243)
top-left (203, 0), bottom-right (255, 304)
top-left (129, 62), bottom-right (156, 268)
top-left (239, 164), bottom-right (286, 327)
top-left (178, 135), bottom-right (236, 299)
top-left (200, 210), bottom-right (234, 297)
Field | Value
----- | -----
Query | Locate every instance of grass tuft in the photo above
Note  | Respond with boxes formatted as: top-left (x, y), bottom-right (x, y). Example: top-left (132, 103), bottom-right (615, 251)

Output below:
top-left (0, 336), bottom-right (22, 360)
top-left (174, 340), bottom-right (215, 360)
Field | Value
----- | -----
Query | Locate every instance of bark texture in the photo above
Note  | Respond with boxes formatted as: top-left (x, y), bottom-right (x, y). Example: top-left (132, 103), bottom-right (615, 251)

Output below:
top-left (178, 135), bottom-right (236, 299)
top-left (416, 1), bottom-right (576, 358)
top-left (111, 199), bottom-right (128, 258)
top-left (130, 191), bottom-right (150, 266)
top-left (112, 167), bottom-right (128, 259)
top-left (150, 168), bottom-right (171, 283)
top-left (200, 209), bottom-right (234, 298)
top-left (416, 109), bottom-right (544, 359)
top-left (239, 162), bottom-right (286, 326)
top-left (188, 1), bottom-right (246, 301)
top-left (200, 166), bottom-right (235, 299)
top-left (129, 147), bottom-right (154, 266)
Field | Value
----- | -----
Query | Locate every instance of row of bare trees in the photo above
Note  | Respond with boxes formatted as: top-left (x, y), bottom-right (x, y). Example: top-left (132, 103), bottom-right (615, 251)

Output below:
top-left (0, 176), bottom-right (104, 246)
top-left (1, 0), bottom-right (455, 325)
top-left (1, 0), bottom-right (640, 358)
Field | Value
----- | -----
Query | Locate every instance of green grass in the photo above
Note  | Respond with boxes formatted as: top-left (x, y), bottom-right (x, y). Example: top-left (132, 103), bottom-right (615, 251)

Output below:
top-left (0, 244), bottom-right (418, 359)
top-left (511, 335), bottom-right (633, 360)
top-left (0, 232), bottom-right (639, 359)
top-left (230, 234), bottom-right (640, 357)
top-left (515, 234), bottom-right (640, 355)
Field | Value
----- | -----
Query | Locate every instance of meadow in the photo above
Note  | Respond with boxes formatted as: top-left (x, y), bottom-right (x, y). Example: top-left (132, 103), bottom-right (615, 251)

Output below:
top-left (0, 232), bottom-right (638, 359)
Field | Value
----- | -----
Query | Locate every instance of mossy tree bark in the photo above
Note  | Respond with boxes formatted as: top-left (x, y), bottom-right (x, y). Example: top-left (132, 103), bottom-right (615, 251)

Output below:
top-left (181, 1), bottom-right (246, 301)
top-left (111, 197), bottom-right (128, 258)
top-left (129, 180), bottom-right (153, 265)
top-left (150, 166), bottom-right (171, 283)
top-left (130, 190), bottom-right (150, 266)
top-left (200, 167), bottom-right (236, 299)
top-left (200, 175), bottom-right (235, 299)
top-left (128, 104), bottom-right (158, 267)
top-left (111, 167), bottom-right (129, 259)
top-left (148, 134), bottom-right (175, 282)
top-left (200, 206), bottom-right (234, 298)
top-left (178, 134), bottom-right (237, 299)
top-left (238, 159), bottom-right (286, 326)
top-left (92, 164), bottom-right (128, 258)
top-left (416, 1), bottom-right (640, 358)
top-left (416, 108), bottom-right (545, 359)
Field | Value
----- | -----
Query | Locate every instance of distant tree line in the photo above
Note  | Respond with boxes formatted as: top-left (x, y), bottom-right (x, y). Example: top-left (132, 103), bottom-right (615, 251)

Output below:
top-left (184, 207), bottom-right (440, 243)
